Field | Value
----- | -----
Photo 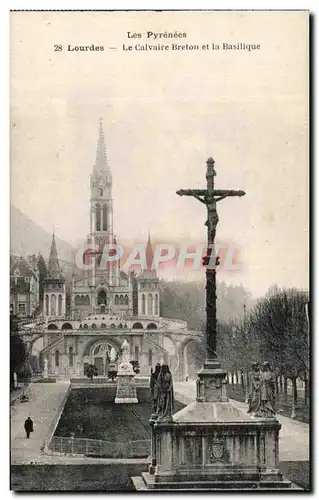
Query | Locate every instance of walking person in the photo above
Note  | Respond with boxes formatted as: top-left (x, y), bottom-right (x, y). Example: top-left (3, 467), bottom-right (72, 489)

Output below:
top-left (24, 416), bottom-right (33, 438)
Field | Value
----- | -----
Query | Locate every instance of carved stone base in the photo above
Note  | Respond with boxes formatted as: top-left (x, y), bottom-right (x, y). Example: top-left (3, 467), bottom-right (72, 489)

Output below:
top-left (132, 359), bottom-right (295, 491)
top-left (114, 368), bottom-right (138, 404)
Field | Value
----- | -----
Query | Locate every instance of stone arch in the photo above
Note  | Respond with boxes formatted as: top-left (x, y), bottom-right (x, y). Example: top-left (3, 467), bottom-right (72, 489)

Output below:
top-left (120, 294), bottom-right (125, 305)
top-left (178, 336), bottom-right (204, 381)
top-left (132, 322), bottom-right (143, 329)
top-left (48, 323), bottom-right (58, 330)
top-left (146, 323), bottom-right (157, 330)
top-left (62, 322), bottom-right (73, 330)
top-left (115, 295), bottom-right (119, 306)
top-left (82, 337), bottom-right (122, 357)
top-left (125, 294), bottom-right (129, 306)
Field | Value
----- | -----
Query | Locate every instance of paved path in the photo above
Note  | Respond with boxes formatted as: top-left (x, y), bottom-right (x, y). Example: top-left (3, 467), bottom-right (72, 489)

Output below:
top-left (174, 382), bottom-right (309, 462)
top-left (11, 382), bottom-right (70, 464)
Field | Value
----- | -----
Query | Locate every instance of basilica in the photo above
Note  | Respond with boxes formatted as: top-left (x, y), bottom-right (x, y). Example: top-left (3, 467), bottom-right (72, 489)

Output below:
top-left (31, 121), bottom-right (196, 379)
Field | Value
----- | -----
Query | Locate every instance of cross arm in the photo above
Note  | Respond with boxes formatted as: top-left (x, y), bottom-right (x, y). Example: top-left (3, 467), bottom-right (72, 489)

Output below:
top-left (176, 189), bottom-right (207, 197)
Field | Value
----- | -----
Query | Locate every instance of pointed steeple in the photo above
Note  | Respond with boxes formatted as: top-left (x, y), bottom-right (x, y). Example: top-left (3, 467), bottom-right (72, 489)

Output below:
top-left (146, 231), bottom-right (154, 270)
top-left (94, 118), bottom-right (108, 171)
top-left (47, 232), bottom-right (62, 278)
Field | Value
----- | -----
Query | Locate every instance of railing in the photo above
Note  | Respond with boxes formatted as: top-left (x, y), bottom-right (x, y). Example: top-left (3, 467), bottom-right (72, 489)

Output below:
top-left (50, 436), bottom-right (151, 458)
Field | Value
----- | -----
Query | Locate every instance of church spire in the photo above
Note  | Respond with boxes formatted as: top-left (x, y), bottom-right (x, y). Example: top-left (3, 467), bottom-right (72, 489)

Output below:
top-left (94, 118), bottom-right (108, 171)
top-left (47, 232), bottom-right (62, 278)
top-left (146, 231), bottom-right (154, 270)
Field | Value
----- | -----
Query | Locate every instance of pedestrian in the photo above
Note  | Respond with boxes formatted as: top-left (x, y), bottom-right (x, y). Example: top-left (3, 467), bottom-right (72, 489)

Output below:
top-left (24, 416), bottom-right (33, 438)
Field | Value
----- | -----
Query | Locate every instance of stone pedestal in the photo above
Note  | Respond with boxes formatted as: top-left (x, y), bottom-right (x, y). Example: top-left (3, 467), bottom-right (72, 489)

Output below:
top-left (114, 362), bottom-right (138, 404)
top-left (132, 359), bottom-right (296, 491)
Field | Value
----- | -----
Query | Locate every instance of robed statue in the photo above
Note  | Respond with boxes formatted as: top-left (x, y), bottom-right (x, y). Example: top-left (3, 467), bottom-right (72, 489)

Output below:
top-left (157, 364), bottom-right (174, 421)
top-left (150, 363), bottom-right (161, 417)
top-left (247, 362), bottom-right (261, 414)
top-left (258, 361), bottom-right (276, 418)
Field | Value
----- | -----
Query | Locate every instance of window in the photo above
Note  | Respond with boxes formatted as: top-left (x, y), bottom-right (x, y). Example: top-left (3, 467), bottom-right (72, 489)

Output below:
top-left (96, 203), bottom-right (101, 231)
top-left (69, 347), bottom-right (73, 367)
top-left (154, 294), bottom-right (159, 315)
top-left (148, 349), bottom-right (153, 366)
top-left (51, 294), bottom-right (56, 316)
top-left (99, 188), bottom-right (103, 196)
top-left (141, 294), bottom-right (146, 315)
top-left (147, 294), bottom-right (153, 315)
top-left (58, 294), bottom-right (62, 315)
top-left (55, 350), bottom-right (60, 367)
top-left (115, 295), bottom-right (119, 305)
top-left (102, 204), bottom-right (108, 231)
top-left (135, 346), bottom-right (139, 362)
top-left (45, 295), bottom-right (49, 315)
top-left (18, 303), bottom-right (26, 313)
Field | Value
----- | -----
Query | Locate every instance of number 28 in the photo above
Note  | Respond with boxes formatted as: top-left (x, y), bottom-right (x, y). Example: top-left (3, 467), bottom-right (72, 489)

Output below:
top-left (54, 45), bottom-right (62, 51)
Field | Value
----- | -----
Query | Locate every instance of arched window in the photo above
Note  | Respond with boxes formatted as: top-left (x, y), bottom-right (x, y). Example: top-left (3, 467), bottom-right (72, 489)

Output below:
top-left (48, 323), bottom-right (58, 330)
top-left (120, 295), bottom-right (125, 306)
top-left (68, 346), bottom-right (73, 367)
top-left (135, 346), bottom-right (139, 362)
top-left (62, 323), bottom-right (73, 330)
top-left (74, 295), bottom-right (81, 306)
top-left (101, 323), bottom-right (106, 329)
top-left (147, 294), bottom-right (153, 315)
top-left (84, 295), bottom-right (90, 305)
top-left (115, 295), bottom-right (119, 305)
top-left (55, 350), bottom-right (60, 367)
top-left (96, 203), bottom-right (101, 231)
top-left (154, 294), bottom-right (159, 315)
top-left (97, 289), bottom-right (107, 305)
top-left (45, 295), bottom-right (49, 316)
top-left (147, 323), bottom-right (158, 330)
top-left (125, 295), bottom-right (129, 306)
top-left (91, 323), bottom-right (97, 329)
top-left (141, 294), bottom-right (146, 315)
top-left (102, 204), bottom-right (108, 231)
top-left (148, 349), bottom-right (153, 366)
top-left (51, 294), bottom-right (56, 317)
top-left (58, 294), bottom-right (62, 316)
top-left (132, 322), bottom-right (143, 329)
top-left (99, 188), bottom-right (103, 197)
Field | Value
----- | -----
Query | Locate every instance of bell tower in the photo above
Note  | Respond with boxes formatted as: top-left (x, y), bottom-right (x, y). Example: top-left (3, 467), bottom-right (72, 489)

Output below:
top-left (90, 119), bottom-right (113, 242)
top-left (89, 119), bottom-right (120, 290)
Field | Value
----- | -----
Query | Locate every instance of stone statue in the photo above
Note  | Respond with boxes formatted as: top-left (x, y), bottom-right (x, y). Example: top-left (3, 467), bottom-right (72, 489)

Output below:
top-left (110, 347), bottom-right (117, 362)
top-left (258, 361), bottom-right (276, 418)
top-left (247, 362), bottom-right (261, 414)
top-left (157, 364), bottom-right (174, 421)
top-left (150, 363), bottom-right (161, 416)
top-left (121, 339), bottom-right (130, 363)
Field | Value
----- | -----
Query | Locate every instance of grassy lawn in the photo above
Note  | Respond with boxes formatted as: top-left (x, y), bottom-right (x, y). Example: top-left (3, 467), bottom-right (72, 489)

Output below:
top-left (228, 384), bottom-right (309, 423)
top-left (54, 388), bottom-right (185, 443)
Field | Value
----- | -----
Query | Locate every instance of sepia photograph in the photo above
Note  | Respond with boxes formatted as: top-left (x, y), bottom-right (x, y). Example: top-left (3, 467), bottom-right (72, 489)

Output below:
top-left (9, 10), bottom-right (309, 491)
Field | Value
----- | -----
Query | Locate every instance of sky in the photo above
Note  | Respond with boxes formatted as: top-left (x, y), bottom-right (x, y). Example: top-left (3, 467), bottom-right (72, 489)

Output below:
top-left (10, 10), bottom-right (309, 297)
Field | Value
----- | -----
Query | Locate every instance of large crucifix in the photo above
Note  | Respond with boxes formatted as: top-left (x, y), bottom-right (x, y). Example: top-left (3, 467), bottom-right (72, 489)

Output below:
top-left (177, 157), bottom-right (245, 363)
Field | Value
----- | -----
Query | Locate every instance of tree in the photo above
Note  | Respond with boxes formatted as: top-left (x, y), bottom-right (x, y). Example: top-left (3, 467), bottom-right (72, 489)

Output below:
top-left (248, 288), bottom-right (309, 414)
top-left (10, 313), bottom-right (27, 389)
top-left (85, 364), bottom-right (98, 381)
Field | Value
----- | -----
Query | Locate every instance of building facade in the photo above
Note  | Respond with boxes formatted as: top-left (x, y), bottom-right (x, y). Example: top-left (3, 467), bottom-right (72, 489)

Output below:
top-left (10, 255), bottom-right (40, 318)
top-left (22, 121), bottom-right (202, 380)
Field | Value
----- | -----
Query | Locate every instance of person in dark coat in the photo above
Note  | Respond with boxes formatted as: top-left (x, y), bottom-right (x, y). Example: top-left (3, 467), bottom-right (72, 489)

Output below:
top-left (24, 417), bottom-right (33, 438)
